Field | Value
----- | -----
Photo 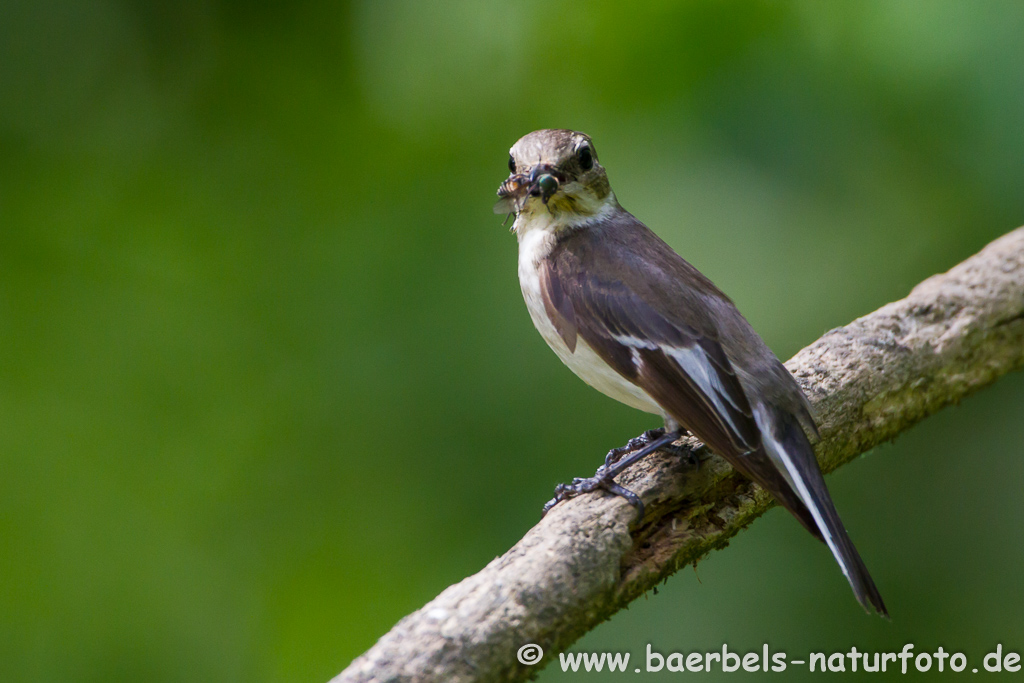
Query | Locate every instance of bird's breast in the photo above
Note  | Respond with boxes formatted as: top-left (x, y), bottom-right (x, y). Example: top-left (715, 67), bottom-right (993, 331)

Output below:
top-left (517, 229), bottom-right (662, 416)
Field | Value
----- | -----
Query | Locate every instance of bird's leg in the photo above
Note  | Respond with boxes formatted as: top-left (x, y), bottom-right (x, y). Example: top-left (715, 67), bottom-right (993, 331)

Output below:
top-left (603, 428), bottom-right (700, 468)
top-left (542, 429), bottom-right (687, 522)
top-left (602, 428), bottom-right (667, 468)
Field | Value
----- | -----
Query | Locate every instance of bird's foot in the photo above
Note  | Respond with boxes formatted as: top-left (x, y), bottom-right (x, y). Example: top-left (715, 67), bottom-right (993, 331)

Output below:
top-left (542, 429), bottom-right (685, 522)
top-left (541, 470), bottom-right (646, 519)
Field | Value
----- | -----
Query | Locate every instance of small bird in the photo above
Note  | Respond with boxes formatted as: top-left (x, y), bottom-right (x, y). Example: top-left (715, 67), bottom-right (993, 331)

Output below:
top-left (495, 129), bottom-right (886, 616)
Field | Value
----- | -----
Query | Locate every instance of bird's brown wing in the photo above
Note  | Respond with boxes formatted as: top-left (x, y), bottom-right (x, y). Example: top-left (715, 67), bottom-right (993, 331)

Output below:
top-left (543, 256), bottom-right (758, 457)
top-left (540, 228), bottom-right (825, 541)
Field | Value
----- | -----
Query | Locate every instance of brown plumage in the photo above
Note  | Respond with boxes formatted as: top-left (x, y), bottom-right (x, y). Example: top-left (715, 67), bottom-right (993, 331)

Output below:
top-left (499, 129), bottom-right (887, 616)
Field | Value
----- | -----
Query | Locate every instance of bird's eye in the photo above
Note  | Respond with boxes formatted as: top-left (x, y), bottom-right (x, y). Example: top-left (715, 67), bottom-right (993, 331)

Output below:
top-left (508, 154), bottom-right (516, 173)
top-left (577, 145), bottom-right (594, 171)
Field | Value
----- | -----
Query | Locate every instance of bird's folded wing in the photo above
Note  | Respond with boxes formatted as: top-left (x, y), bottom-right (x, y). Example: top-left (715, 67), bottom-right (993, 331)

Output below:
top-left (540, 257), bottom-right (761, 457)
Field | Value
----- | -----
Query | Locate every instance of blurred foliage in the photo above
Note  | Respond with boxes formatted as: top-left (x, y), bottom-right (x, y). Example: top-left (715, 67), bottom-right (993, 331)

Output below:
top-left (1, 1), bottom-right (1023, 681)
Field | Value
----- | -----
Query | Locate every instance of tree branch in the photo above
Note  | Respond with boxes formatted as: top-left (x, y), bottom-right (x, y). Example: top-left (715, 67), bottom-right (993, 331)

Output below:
top-left (334, 227), bottom-right (1024, 683)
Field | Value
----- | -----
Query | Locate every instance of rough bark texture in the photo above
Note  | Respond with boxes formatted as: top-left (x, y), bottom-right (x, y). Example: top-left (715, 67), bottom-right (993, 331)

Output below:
top-left (334, 227), bottom-right (1024, 683)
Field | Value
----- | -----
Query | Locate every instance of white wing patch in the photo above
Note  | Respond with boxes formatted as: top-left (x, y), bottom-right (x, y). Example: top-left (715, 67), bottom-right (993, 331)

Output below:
top-left (614, 335), bottom-right (749, 446)
top-left (611, 334), bottom-right (658, 350)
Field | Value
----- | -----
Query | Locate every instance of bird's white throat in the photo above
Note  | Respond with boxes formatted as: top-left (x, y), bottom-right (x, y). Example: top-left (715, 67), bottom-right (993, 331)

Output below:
top-left (512, 191), bottom-right (617, 239)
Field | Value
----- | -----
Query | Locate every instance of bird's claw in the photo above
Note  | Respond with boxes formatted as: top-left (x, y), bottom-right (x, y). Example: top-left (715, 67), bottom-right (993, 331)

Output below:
top-left (542, 428), bottom-right (698, 522)
top-left (541, 469), bottom-right (645, 521)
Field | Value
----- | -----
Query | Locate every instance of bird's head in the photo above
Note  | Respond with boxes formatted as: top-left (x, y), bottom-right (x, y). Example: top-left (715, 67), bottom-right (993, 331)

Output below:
top-left (494, 129), bottom-right (613, 228)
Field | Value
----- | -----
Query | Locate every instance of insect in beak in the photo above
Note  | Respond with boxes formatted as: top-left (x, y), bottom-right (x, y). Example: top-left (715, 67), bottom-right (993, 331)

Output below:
top-left (534, 174), bottom-right (559, 204)
top-left (493, 166), bottom-right (562, 215)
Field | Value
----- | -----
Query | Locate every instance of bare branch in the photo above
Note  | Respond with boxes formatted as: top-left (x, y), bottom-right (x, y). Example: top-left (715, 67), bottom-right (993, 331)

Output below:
top-left (334, 227), bottom-right (1024, 683)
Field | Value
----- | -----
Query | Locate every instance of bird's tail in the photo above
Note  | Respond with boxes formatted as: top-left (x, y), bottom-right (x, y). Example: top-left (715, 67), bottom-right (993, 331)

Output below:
top-left (752, 404), bottom-right (888, 617)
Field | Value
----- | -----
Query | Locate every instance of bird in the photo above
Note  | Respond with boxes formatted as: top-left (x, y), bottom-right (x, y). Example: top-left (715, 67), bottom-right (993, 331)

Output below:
top-left (494, 128), bottom-right (887, 616)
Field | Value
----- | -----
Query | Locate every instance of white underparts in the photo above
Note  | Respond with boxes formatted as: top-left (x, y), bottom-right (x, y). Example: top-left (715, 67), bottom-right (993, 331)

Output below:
top-left (517, 213), bottom-right (663, 417)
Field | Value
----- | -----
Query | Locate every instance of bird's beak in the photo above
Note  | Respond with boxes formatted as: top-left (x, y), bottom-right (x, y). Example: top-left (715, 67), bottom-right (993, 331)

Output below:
top-left (494, 165), bottom-right (561, 214)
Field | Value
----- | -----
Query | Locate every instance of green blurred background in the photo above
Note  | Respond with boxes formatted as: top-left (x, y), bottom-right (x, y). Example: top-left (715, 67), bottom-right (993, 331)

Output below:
top-left (2, 1), bottom-right (1023, 681)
